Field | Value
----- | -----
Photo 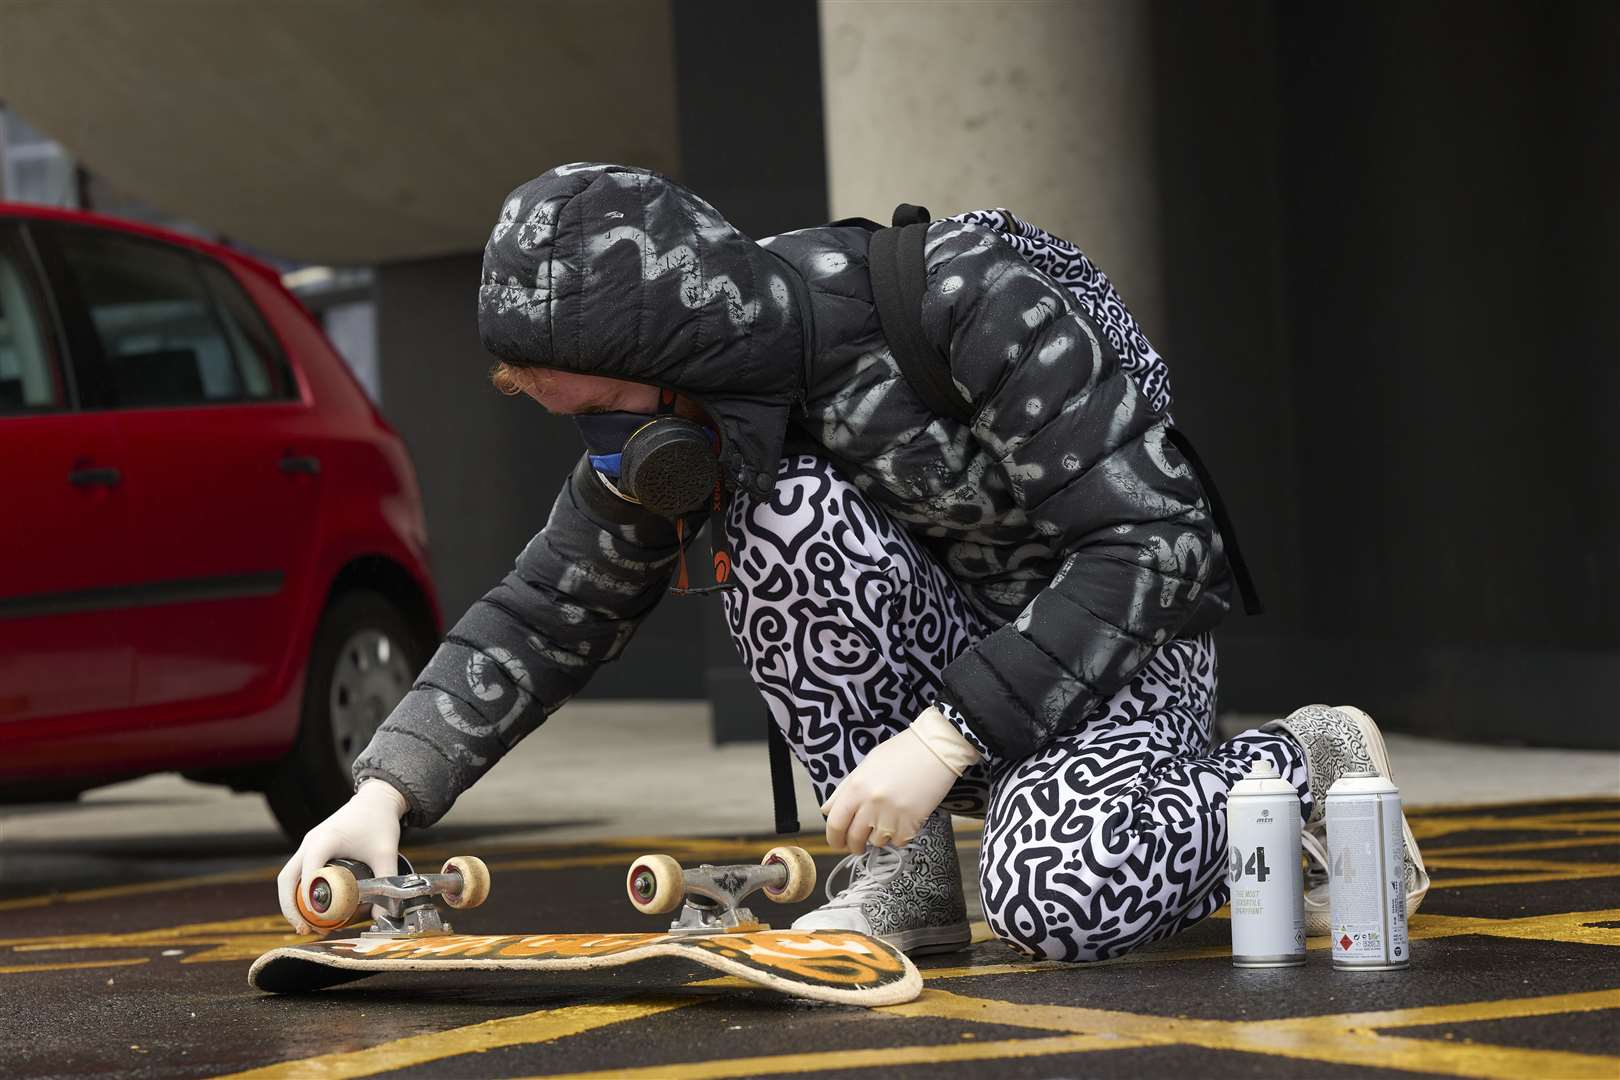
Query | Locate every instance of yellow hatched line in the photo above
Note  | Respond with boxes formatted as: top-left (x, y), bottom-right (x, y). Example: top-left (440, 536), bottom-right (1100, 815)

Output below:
top-left (1412, 813), bottom-right (1620, 841)
top-left (2, 906), bottom-right (1615, 981)
top-left (0, 957), bottom-right (149, 975)
top-left (0, 865), bottom-right (278, 912)
top-left (886, 988), bottom-right (1620, 1080)
top-left (517, 988), bottom-right (1620, 1080)
top-left (1404, 794), bottom-right (1617, 814)
top-left (1425, 836), bottom-right (1620, 856)
top-left (1430, 869), bottom-right (1619, 890)
top-left (212, 999), bottom-right (698, 1080)
top-left (918, 908), bottom-right (1620, 982)
top-left (0, 800), bottom-right (1606, 913)
top-left (515, 1033), bottom-right (1149, 1080)
top-left (1423, 856), bottom-right (1620, 873)
top-left (1271, 986), bottom-right (1620, 1029)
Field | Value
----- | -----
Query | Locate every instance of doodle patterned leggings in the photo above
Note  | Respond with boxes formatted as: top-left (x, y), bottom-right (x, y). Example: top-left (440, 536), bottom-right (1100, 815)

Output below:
top-left (720, 455), bottom-right (1310, 962)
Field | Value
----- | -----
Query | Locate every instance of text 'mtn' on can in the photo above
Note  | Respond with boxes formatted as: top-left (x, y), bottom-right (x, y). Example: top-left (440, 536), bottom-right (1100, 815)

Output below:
top-left (1227, 756), bottom-right (1305, 968)
top-left (1326, 771), bottom-right (1410, 970)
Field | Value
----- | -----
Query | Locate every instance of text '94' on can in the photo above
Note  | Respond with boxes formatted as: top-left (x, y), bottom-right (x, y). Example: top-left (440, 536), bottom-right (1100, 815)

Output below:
top-left (1227, 757), bottom-right (1305, 967)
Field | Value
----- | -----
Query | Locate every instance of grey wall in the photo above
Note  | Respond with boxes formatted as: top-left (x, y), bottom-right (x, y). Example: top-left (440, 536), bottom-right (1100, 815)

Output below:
top-left (1150, 1), bottom-right (1619, 748)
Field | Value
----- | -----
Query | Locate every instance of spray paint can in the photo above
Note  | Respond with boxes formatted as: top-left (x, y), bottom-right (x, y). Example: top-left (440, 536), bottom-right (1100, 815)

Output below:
top-left (1227, 757), bottom-right (1305, 967)
top-left (1326, 771), bottom-right (1410, 970)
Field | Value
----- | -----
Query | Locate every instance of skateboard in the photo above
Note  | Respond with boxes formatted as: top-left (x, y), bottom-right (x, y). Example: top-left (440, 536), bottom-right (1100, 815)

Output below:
top-left (250, 847), bottom-right (921, 1007)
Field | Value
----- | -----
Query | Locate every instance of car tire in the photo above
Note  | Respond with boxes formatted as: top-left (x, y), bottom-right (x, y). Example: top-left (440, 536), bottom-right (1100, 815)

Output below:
top-left (264, 589), bottom-right (428, 841)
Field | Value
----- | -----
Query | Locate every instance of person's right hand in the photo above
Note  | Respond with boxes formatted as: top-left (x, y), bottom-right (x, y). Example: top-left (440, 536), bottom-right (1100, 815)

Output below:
top-left (276, 779), bottom-right (408, 934)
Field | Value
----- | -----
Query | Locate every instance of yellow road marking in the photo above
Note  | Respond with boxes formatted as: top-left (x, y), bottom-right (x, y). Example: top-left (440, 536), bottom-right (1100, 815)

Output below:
top-left (0, 802), bottom-right (1606, 913)
top-left (516, 1033), bottom-right (1149, 1080)
top-left (1274, 986), bottom-right (1620, 1029)
top-left (0, 865), bottom-right (278, 912)
top-left (1404, 794), bottom-right (1618, 814)
top-left (213, 998), bottom-right (698, 1080)
top-left (887, 988), bottom-right (1620, 1080)
top-left (1431, 868), bottom-right (1619, 889)
top-left (0, 914), bottom-right (316, 964)
top-left (918, 908), bottom-right (1620, 981)
top-left (1427, 836), bottom-right (1620, 856)
top-left (0, 834), bottom-right (986, 914)
top-left (1423, 856), bottom-right (1620, 872)
top-left (0, 957), bottom-right (149, 974)
top-left (1412, 811), bottom-right (1620, 842)
top-left (511, 988), bottom-right (1620, 1080)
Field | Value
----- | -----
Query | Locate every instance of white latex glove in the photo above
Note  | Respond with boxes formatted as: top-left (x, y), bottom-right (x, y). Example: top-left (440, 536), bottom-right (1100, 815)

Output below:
top-left (276, 779), bottom-right (407, 934)
top-left (822, 708), bottom-right (981, 854)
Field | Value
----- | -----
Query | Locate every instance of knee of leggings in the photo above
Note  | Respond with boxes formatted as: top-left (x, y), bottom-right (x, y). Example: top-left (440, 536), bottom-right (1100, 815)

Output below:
top-left (984, 908), bottom-right (1115, 964)
top-left (980, 829), bottom-right (1133, 964)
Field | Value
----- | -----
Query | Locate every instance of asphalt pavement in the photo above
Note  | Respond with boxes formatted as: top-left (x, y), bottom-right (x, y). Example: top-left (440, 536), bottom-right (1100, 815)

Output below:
top-left (3, 798), bottom-right (1617, 1078)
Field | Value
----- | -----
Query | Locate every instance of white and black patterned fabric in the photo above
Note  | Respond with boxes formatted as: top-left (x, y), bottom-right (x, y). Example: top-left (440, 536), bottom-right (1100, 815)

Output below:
top-left (725, 456), bottom-right (1306, 961)
top-left (949, 208), bottom-right (1174, 415)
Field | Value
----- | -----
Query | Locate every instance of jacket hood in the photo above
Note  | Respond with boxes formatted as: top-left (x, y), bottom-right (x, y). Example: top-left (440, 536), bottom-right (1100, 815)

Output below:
top-left (478, 163), bottom-right (812, 497)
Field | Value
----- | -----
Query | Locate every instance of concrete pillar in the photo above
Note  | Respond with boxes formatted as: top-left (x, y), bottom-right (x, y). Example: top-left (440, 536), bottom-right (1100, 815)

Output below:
top-left (819, 0), bottom-right (1167, 336)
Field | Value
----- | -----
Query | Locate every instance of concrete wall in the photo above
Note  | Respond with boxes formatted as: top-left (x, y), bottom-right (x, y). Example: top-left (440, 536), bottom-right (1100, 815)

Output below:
top-left (819, 0), bottom-right (1167, 336)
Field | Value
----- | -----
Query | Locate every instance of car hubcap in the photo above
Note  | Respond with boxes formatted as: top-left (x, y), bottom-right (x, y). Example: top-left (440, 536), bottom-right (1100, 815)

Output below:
top-left (329, 629), bottom-right (414, 768)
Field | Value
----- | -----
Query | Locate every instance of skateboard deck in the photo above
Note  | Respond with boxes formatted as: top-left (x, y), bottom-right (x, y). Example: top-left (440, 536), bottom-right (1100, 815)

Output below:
top-left (249, 929), bottom-right (921, 1006)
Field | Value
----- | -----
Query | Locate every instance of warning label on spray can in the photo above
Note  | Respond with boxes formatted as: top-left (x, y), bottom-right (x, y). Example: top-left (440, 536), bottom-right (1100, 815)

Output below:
top-left (1326, 771), bottom-right (1409, 970)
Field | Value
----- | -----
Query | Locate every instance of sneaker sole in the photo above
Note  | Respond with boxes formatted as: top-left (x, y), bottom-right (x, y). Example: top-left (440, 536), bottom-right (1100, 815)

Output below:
top-left (881, 922), bottom-right (972, 957)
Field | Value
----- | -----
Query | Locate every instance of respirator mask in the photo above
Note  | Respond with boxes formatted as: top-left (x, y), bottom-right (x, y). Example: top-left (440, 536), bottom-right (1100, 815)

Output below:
top-left (573, 388), bottom-right (721, 519)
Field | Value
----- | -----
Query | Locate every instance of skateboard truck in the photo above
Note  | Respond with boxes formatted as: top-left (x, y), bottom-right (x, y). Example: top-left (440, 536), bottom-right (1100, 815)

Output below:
top-left (626, 846), bottom-right (816, 935)
top-left (295, 854), bottom-right (491, 938)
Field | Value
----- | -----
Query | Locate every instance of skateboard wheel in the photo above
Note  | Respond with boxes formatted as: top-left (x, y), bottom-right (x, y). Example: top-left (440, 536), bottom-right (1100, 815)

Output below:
top-left (626, 854), bottom-right (684, 915)
top-left (296, 865), bottom-right (359, 931)
top-left (762, 845), bottom-right (816, 903)
top-left (441, 856), bottom-right (490, 909)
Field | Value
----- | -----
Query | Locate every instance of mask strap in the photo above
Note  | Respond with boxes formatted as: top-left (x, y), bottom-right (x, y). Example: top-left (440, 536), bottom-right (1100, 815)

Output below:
top-left (658, 386), bottom-right (735, 597)
top-left (670, 479), bottom-right (737, 597)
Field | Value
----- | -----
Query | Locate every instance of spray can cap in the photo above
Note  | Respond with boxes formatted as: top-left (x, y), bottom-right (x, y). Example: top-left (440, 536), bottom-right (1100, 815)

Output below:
top-left (1245, 756), bottom-right (1281, 780)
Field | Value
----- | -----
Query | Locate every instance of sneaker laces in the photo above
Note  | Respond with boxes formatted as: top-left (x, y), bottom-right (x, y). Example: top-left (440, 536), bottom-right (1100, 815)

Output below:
top-left (820, 846), bottom-right (905, 911)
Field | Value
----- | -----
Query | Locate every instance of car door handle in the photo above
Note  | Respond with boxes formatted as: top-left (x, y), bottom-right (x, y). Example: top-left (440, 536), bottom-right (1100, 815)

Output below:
top-left (69, 466), bottom-right (122, 488)
top-left (279, 453), bottom-right (322, 476)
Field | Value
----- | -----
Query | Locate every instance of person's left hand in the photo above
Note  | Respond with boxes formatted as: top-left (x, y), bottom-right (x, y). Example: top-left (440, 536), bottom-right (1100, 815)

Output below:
top-left (822, 727), bottom-right (958, 854)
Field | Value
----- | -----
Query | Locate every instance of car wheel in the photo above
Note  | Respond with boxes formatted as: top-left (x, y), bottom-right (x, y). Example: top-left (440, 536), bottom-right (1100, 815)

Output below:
top-left (264, 589), bottom-right (427, 841)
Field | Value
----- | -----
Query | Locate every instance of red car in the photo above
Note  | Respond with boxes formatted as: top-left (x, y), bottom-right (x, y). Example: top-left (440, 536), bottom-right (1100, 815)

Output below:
top-left (0, 204), bottom-right (442, 838)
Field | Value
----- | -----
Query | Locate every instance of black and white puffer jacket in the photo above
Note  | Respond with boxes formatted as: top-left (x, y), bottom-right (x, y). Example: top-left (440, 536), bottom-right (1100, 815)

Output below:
top-left (354, 163), bottom-right (1236, 827)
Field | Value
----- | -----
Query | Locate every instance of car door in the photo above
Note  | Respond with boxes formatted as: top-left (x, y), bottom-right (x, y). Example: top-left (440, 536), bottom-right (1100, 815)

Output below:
top-left (35, 223), bottom-right (323, 716)
top-left (0, 220), bottom-right (135, 725)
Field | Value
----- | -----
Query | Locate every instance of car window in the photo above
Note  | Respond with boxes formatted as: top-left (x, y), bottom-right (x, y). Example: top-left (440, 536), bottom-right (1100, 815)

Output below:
top-left (50, 228), bottom-right (249, 409)
top-left (0, 225), bottom-right (65, 414)
top-left (197, 259), bottom-right (296, 401)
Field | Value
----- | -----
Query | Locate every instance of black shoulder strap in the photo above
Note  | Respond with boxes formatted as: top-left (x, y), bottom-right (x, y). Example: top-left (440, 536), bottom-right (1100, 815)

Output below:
top-left (868, 204), bottom-right (975, 424)
top-left (871, 202), bottom-right (1264, 616)
top-left (1163, 429), bottom-right (1265, 615)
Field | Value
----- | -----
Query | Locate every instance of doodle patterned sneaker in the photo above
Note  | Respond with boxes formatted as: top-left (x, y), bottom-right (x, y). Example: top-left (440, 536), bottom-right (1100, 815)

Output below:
top-left (1266, 704), bottom-right (1431, 937)
top-left (791, 810), bottom-right (971, 955)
